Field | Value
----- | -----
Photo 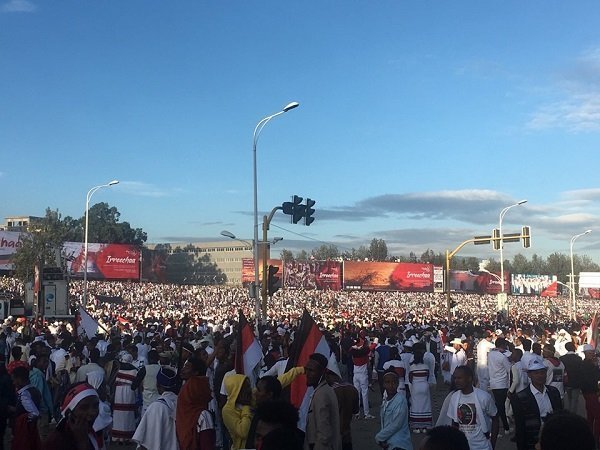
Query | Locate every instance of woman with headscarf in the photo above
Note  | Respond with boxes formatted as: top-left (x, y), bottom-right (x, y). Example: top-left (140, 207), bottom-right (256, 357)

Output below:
top-left (110, 352), bottom-right (138, 444)
top-left (176, 357), bottom-right (215, 450)
top-left (43, 383), bottom-right (102, 450)
top-left (222, 374), bottom-right (253, 450)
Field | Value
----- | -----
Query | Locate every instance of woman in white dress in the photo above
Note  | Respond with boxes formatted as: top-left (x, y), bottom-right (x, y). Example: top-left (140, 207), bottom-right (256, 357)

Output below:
top-left (408, 343), bottom-right (435, 433)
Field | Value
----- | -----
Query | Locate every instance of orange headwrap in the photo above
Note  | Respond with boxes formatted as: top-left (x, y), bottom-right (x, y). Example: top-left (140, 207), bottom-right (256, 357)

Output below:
top-left (175, 376), bottom-right (212, 450)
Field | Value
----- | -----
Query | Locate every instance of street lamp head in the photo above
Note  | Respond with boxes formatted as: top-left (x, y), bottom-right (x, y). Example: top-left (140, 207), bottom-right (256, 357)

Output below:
top-left (220, 230), bottom-right (236, 240)
top-left (282, 102), bottom-right (300, 112)
top-left (517, 199), bottom-right (528, 205)
top-left (108, 180), bottom-right (120, 186)
top-left (585, 229), bottom-right (593, 235)
top-left (272, 237), bottom-right (283, 244)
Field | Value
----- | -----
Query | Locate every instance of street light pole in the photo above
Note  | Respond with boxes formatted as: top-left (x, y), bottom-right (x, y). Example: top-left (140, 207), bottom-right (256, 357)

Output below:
top-left (499, 200), bottom-right (527, 312)
top-left (252, 102), bottom-right (299, 324)
top-left (570, 229), bottom-right (592, 321)
top-left (83, 180), bottom-right (119, 308)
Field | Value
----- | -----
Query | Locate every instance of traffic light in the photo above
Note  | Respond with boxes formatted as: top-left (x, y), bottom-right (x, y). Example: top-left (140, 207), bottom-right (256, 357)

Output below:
top-left (304, 198), bottom-right (316, 226)
top-left (291, 195), bottom-right (305, 224)
top-left (492, 228), bottom-right (501, 250)
top-left (522, 226), bottom-right (531, 248)
top-left (267, 265), bottom-right (280, 296)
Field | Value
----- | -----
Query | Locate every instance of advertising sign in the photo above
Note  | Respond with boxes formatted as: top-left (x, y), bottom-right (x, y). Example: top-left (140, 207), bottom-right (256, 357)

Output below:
top-left (511, 274), bottom-right (557, 296)
top-left (579, 272), bottom-right (600, 297)
top-left (343, 261), bottom-right (433, 292)
top-left (433, 266), bottom-right (444, 293)
top-left (63, 242), bottom-right (140, 280)
top-left (283, 260), bottom-right (342, 291)
top-left (240, 258), bottom-right (283, 286)
top-left (0, 231), bottom-right (25, 270)
top-left (450, 270), bottom-right (509, 294)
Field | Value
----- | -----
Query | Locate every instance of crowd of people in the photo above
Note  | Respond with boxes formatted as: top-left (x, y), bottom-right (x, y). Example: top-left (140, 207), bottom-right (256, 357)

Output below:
top-left (1, 276), bottom-right (600, 449)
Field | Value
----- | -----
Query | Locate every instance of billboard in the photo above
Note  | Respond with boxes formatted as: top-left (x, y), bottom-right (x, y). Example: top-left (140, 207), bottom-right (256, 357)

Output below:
top-left (283, 260), bottom-right (342, 291)
top-left (0, 231), bottom-right (25, 270)
top-left (343, 261), bottom-right (433, 292)
top-left (511, 274), bottom-right (557, 296)
top-left (579, 272), bottom-right (600, 297)
top-left (63, 242), bottom-right (140, 280)
top-left (241, 258), bottom-right (283, 286)
top-left (450, 270), bottom-right (509, 294)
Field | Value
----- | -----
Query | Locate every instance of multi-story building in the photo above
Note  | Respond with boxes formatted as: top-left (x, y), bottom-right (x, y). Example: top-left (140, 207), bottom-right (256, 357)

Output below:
top-left (2, 216), bottom-right (44, 232)
top-left (146, 240), bottom-right (255, 285)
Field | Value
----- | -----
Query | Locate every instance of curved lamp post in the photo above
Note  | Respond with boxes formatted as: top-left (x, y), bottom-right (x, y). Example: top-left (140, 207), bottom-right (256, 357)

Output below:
top-left (499, 200), bottom-right (527, 292)
top-left (83, 180), bottom-right (119, 307)
top-left (570, 229), bottom-right (592, 320)
top-left (252, 102), bottom-right (299, 323)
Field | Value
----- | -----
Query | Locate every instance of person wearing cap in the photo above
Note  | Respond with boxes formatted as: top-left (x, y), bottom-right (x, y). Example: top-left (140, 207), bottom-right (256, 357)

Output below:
top-left (487, 337), bottom-right (512, 437)
top-left (325, 355), bottom-right (359, 450)
top-left (447, 365), bottom-right (498, 450)
top-left (449, 337), bottom-right (467, 384)
top-left (132, 367), bottom-right (180, 450)
top-left (43, 382), bottom-right (101, 450)
top-left (580, 343), bottom-right (600, 444)
top-left (375, 370), bottom-right (412, 450)
top-left (510, 356), bottom-right (563, 450)
top-left (304, 352), bottom-right (342, 450)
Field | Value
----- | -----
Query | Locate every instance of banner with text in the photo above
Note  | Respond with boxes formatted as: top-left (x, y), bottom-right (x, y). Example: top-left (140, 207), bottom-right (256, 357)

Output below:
top-left (511, 273), bottom-right (557, 296)
top-left (0, 231), bottom-right (26, 270)
top-left (63, 242), bottom-right (140, 280)
top-left (283, 260), bottom-right (342, 291)
top-left (343, 261), bottom-right (433, 291)
top-left (450, 270), bottom-right (509, 294)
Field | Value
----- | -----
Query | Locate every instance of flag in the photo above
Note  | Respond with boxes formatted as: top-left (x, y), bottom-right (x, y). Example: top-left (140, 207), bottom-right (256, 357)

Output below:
top-left (589, 288), bottom-right (600, 299)
top-left (541, 281), bottom-right (558, 297)
top-left (77, 306), bottom-right (100, 339)
top-left (285, 309), bottom-right (331, 408)
top-left (589, 313), bottom-right (598, 348)
top-left (234, 310), bottom-right (263, 387)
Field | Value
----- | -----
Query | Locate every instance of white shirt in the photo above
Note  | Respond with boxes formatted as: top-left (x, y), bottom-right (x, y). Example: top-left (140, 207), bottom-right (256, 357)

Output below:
top-left (476, 339), bottom-right (495, 369)
top-left (448, 389), bottom-right (497, 450)
top-left (530, 384), bottom-right (553, 419)
top-left (487, 349), bottom-right (511, 389)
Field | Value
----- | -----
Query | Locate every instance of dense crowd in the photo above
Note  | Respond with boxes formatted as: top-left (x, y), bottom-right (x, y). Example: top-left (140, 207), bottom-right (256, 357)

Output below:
top-left (1, 276), bottom-right (600, 450)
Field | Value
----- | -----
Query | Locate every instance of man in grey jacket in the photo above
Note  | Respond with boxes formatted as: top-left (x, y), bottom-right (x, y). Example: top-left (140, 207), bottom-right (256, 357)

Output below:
top-left (304, 353), bottom-right (342, 450)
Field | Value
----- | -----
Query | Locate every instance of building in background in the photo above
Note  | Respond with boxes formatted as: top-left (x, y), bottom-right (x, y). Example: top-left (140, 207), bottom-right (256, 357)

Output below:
top-left (2, 216), bottom-right (43, 232)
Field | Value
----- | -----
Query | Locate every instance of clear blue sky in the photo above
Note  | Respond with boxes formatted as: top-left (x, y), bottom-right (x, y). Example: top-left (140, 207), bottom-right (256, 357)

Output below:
top-left (2, 1), bottom-right (600, 262)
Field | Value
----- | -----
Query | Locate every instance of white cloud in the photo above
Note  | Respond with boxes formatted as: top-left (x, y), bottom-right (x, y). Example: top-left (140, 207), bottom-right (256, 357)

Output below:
top-left (1, 0), bottom-right (36, 12)
top-left (528, 48), bottom-right (600, 132)
top-left (116, 181), bottom-right (183, 198)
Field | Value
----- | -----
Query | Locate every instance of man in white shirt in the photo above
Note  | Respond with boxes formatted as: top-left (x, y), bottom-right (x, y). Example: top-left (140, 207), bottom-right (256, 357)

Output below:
top-left (487, 337), bottom-right (512, 436)
top-left (476, 331), bottom-right (495, 391)
top-left (448, 365), bottom-right (499, 450)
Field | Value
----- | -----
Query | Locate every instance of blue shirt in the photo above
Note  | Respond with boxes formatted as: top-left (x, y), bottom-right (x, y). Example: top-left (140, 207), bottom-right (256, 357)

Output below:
top-left (376, 392), bottom-right (413, 450)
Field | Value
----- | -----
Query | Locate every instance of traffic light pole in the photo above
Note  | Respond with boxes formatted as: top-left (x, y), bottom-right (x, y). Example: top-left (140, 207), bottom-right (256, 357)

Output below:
top-left (261, 206), bottom-right (282, 318)
top-left (446, 228), bottom-right (530, 322)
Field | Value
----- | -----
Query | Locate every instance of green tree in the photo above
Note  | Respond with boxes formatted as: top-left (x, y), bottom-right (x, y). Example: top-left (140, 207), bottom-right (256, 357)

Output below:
top-left (368, 238), bottom-right (388, 261)
top-left (13, 209), bottom-right (74, 282)
top-left (86, 202), bottom-right (147, 245)
top-left (510, 254), bottom-right (529, 274)
top-left (280, 249), bottom-right (294, 262)
top-left (296, 250), bottom-right (309, 261)
top-left (311, 244), bottom-right (340, 260)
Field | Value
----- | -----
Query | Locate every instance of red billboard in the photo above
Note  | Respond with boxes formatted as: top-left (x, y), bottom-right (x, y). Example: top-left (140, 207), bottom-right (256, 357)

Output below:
top-left (343, 261), bottom-right (434, 292)
top-left (283, 260), bottom-right (342, 291)
top-left (63, 242), bottom-right (140, 280)
top-left (450, 270), bottom-right (509, 294)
